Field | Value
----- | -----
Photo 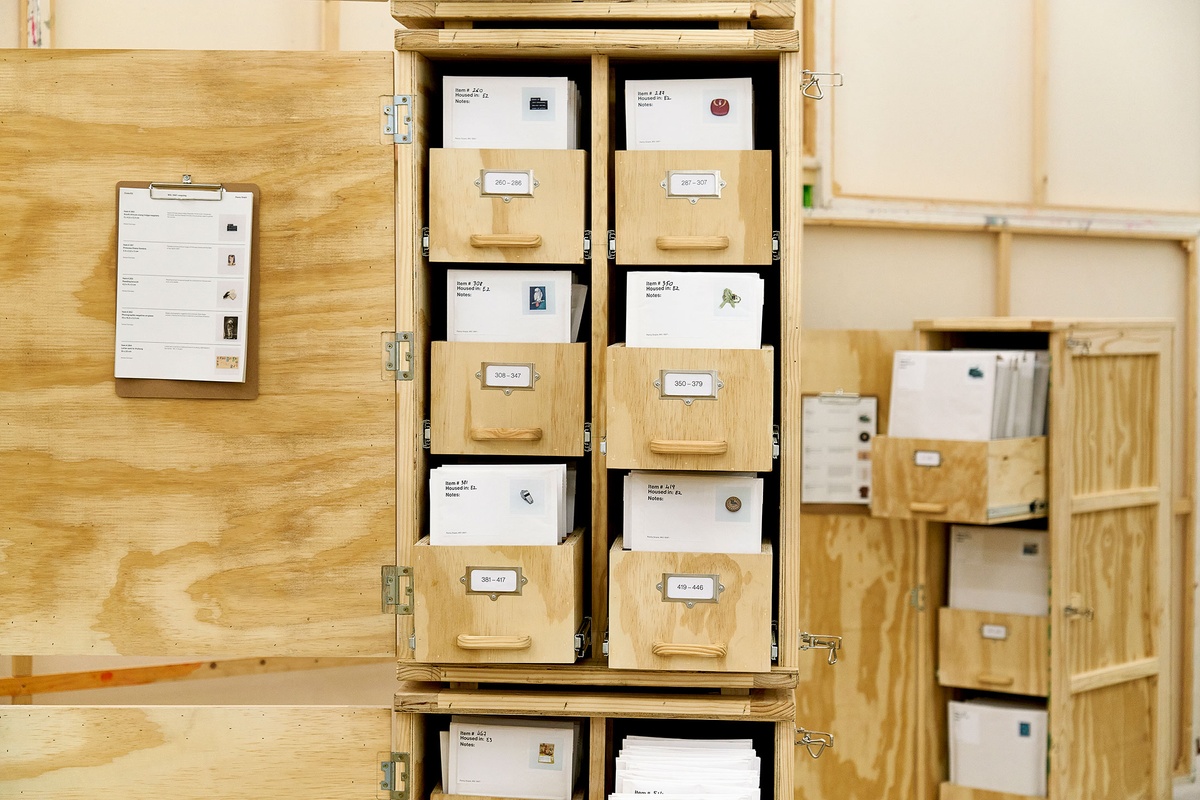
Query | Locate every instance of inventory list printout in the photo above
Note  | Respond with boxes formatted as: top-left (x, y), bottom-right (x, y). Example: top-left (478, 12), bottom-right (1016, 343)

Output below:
top-left (114, 185), bottom-right (253, 383)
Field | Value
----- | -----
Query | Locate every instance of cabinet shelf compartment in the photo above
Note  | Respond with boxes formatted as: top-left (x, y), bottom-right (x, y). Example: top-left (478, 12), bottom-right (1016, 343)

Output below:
top-left (937, 608), bottom-right (1048, 697)
top-left (605, 344), bottom-right (774, 472)
top-left (412, 530), bottom-right (586, 664)
top-left (614, 150), bottom-right (773, 266)
top-left (429, 148), bottom-right (587, 264)
top-left (870, 435), bottom-right (1047, 524)
top-left (431, 342), bottom-right (586, 456)
top-left (607, 537), bottom-right (772, 673)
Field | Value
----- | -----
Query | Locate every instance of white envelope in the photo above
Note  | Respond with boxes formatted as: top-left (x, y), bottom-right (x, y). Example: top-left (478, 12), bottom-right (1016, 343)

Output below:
top-left (447, 269), bottom-right (574, 343)
top-left (430, 464), bottom-right (567, 546)
top-left (1029, 350), bottom-right (1051, 436)
top-left (443, 76), bottom-right (578, 150)
top-left (949, 525), bottom-right (1049, 616)
top-left (625, 78), bottom-right (754, 150)
top-left (1007, 350), bottom-right (1037, 438)
top-left (888, 351), bottom-right (1010, 441)
top-left (624, 471), bottom-right (762, 553)
top-left (948, 700), bottom-right (1047, 797)
top-left (449, 716), bottom-right (579, 800)
top-left (625, 271), bottom-right (764, 349)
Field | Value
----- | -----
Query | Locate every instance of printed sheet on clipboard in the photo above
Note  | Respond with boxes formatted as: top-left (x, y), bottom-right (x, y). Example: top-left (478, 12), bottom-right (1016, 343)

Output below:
top-left (114, 180), bottom-right (259, 399)
top-left (801, 393), bottom-right (878, 505)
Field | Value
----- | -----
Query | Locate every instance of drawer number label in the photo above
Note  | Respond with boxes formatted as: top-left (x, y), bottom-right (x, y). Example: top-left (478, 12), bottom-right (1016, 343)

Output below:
top-left (478, 169), bottom-right (536, 198)
top-left (658, 370), bottom-right (722, 402)
top-left (663, 170), bottom-right (724, 202)
top-left (463, 566), bottom-right (526, 599)
top-left (914, 450), bottom-right (942, 467)
top-left (980, 624), bottom-right (1008, 640)
top-left (659, 573), bottom-right (723, 607)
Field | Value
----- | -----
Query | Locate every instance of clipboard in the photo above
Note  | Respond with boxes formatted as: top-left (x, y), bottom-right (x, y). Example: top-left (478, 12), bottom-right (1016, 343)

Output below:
top-left (114, 180), bottom-right (260, 400)
top-left (800, 391), bottom-right (878, 508)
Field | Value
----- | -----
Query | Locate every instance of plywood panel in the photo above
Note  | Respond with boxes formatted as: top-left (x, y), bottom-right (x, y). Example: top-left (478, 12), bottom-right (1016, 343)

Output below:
top-left (800, 228), bottom-right (994, 329)
top-left (830, 1), bottom-right (1033, 203)
top-left (0, 50), bottom-right (396, 656)
top-left (1067, 679), bottom-right (1158, 800)
top-left (1045, 0), bottom-right (1200, 213)
top-left (0, 706), bottom-right (391, 798)
top-left (793, 514), bottom-right (919, 800)
top-left (1069, 508), bottom-right (1157, 675)
top-left (1071, 355), bottom-right (1158, 495)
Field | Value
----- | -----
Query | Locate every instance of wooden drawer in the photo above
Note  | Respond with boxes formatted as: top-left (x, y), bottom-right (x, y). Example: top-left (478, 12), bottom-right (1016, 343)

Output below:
top-left (431, 342), bottom-right (586, 456)
top-left (614, 150), bottom-right (772, 265)
top-left (605, 344), bottom-right (774, 472)
top-left (608, 538), bottom-right (772, 673)
top-left (412, 530), bottom-right (585, 664)
top-left (939, 782), bottom-right (1043, 800)
top-left (937, 608), bottom-right (1048, 697)
top-left (428, 149), bottom-right (587, 264)
top-left (870, 436), bottom-right (1047, 524)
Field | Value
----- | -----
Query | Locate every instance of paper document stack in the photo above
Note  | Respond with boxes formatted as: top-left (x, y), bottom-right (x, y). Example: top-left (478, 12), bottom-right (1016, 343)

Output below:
top-left (444, 76), bottom-right (581, 149)
top-left (625, 78), bottom-right (755, 150)
top-left (949, 700), bottom-right (1047, 796)
top-left (430, 464), bottom-right (574, 545)
top-left (442, 715), bottom-right (582, 800)
top-left (949, 525), bottom-right (1049, 616)
top-left (608, 734), bottom-right (761, 800)
top-left (623, 471), bottom-right (762, 553)
top-left (625, 271), bottom-right (764, 349)
top-left (888, 350), bottom-right (1050, 441)
top-left (447, 269), bottom-right (587, 343)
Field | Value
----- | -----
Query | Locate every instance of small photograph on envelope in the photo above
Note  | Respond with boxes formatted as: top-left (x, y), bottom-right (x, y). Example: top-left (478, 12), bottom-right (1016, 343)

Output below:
top-left (538, 742), bottom-right (556, 764)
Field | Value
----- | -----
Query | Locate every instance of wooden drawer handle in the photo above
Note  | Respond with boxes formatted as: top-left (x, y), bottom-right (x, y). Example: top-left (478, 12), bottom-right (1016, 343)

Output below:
top-left (977, 673), bottom-right (1016, 687)
top-left (651, 642), bottom-right (728, 658)
top-left (456, 634), bottom-right (533, 651)
top-left (649, 439), bottom-right (728, 455)
top-left (655, 235), bottom-right (730, 251)
top-left (470, 427), bottom-right (544, 442)
top-left (909, 502), bottom-right (948, 515)
top-left (469, 234), bottom-right (543, 249)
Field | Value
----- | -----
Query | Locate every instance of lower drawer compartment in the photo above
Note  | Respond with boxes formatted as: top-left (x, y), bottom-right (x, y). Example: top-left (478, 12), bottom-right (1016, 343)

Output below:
top-left (607, 538), bottom-right (772, 673)
top-left (412, 530), bottom-right (585, 664)
top-left (937, 608), bottom-right (1048, 696)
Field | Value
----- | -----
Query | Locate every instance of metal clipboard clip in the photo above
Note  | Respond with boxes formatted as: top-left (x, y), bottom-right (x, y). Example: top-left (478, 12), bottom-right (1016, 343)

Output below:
top-left (148, 174), bottom-right (224, 200)
top-left (818, 390), bottom-right (861, 404)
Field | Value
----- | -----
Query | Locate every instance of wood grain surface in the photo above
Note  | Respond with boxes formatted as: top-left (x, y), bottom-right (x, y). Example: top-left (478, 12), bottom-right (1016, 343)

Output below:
top-left (0, 706), bottom-right (390, 797)
top-left (0, 50), bottom-right (397, 657)
top-left (936, 609), bottom-right (1049, 696)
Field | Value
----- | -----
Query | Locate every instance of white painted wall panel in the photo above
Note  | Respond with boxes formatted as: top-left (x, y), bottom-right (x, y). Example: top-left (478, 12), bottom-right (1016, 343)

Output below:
top-left (801, 226), bottom-right (995, 328)
top-left (1045, 0), bottom-right (1200, 213)
top-left (830, 0), bottom-right (1034, 204)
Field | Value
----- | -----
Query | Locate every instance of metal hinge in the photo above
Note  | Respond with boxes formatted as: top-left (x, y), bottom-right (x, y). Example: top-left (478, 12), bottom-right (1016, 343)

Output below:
top-left (772, 425), bottom-right (781, 459)
top-left (772, 231), bottom-right (781, 262)
top-left (602, 628), bottom-right (610, 657)
top-left (408, 633), bottom-right (416, 651)
top-left (1066, 337), bottom-right (1092, 355)
top-left (422, 419), bottom-right (431, 450)
top-left (383, 332), bottom-right (414, 381)
top-left (599, 435), bottom-right (606, 455)
top-left (800, 632), bottom-right (843, 665)
top-left (795, 728), bottom-right (834, 759)
top-left (382, 566), bottom-right (413, 615)
top-left (574, 616), bottom-right (593, 659)
top-left (583, 422), bottom-right (592, 453)
top-left (583, 230), bottom-right (592, 261)
top-left (909, 584), bottom-right (926, 612)
top-left (421, 226), bottom-right (430, 258)
top-left (607, 230), bottom-right (616, 261)
top-left (384, 95), bottom-right (413, 144)
top-left (380, 752), bottom-right (411, 800)
top-left (771, 621), bottom-right (779, 663)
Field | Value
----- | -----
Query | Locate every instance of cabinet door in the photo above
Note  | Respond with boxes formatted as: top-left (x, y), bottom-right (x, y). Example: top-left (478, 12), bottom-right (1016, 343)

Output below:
top-left (0, 50), bottom-right (398, 658)
top-left (1050, 326), bottom-right (1173, 800)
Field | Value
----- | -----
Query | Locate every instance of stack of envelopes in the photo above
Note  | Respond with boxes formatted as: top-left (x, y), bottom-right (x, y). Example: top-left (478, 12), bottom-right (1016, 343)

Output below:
top-left (625, 271), bottom-right (764, 349)
top-left (442, 715), bottom-right (582, 799)
top-left (608, 735), bottom-right (761, 800)
top-left (429, 464), bottom-right (575, 546)
top-left (447, 269), bottom-right (586, 344)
